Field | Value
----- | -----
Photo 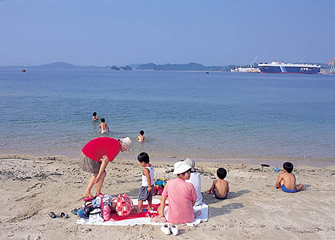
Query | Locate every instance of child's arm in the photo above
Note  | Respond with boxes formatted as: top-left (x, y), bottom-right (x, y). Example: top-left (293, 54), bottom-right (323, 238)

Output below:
top-left (206, 180), bottom-right (216, 194)
top-left (275, 173), bottom-right (283, 188)
top-left (136, 136), bottom-right (139, 141)
top-left (227, 181), bottom-right (229, 193)
top-left (143, 168), bottom-right (152, 191)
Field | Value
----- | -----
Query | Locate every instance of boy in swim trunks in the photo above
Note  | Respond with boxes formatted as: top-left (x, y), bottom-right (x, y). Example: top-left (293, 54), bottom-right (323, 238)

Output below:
top-left (99, 118), bottom-right (109, 134)
top-left (136, 130), bottom-right (146, 142)
top-left (205, 168), bottom-right (229, 199)
top-left (275, 162), bottom-right (304, 193)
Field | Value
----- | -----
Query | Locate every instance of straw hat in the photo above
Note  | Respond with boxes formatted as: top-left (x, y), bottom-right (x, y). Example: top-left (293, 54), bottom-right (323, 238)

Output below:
top-left (173, 161), bottom-right (192, 174)
top-left (184, 158), bottom-right (196, 172)
top-left (119, 137), bottom-right (133, 151)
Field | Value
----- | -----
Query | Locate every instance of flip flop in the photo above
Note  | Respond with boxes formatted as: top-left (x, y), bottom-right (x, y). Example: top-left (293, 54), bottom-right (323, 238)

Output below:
top-left (83, 196), bottom-right (95, 201)
top-left (48, 212), bottom-right (57, 218)
top-left (60, 212), bottom-right (70, 219)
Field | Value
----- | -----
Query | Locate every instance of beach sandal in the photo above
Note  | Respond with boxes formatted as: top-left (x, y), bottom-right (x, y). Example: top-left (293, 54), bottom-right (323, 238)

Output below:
top-left (60, 212), bottom-right (70, 219)
top-left (83, 196), bottom-right (95, 202)
top-left (58, 212), bottom-right (69, 218)
top-left (160, 223), bottom-right (171, 235)
top-left (48, 212), bottom-right (57, 218)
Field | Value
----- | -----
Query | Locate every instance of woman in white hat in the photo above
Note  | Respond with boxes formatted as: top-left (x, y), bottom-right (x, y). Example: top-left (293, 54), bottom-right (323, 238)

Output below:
top-left (80, 137), bottom-right (132, 199)
top-left (157, 161), bottom-right (198, 224)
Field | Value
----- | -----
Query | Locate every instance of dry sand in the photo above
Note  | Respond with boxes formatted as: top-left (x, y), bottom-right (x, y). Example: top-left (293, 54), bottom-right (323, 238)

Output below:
top-left (0, 154), bottom-right (334, 240)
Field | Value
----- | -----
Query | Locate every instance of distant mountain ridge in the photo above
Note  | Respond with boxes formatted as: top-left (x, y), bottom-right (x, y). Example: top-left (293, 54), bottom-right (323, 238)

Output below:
top-left (137, 62), bottom-right (225, 71)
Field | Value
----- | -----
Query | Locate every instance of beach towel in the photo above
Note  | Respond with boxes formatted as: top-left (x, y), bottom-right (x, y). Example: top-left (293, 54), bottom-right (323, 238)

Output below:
top-left (77, 199), bottom-right (208, 227)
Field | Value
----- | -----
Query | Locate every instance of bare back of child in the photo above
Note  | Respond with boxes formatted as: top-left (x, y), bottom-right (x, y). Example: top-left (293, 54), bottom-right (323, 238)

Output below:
top-left (213, 179), bottom-right (229, 199)
top-left (275, 162), bottom-right (304, 193)
top-left (206, 167), bottom-right (229, 199)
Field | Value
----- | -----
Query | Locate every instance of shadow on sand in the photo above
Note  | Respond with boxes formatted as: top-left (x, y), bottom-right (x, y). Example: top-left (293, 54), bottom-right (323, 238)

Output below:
top-left (203, 189), bottom-right (250, 204)
top-left (208, 202), bottom-right (244, 218)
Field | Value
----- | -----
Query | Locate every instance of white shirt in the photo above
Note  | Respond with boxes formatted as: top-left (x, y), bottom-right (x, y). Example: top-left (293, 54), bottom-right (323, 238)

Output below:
top-left (186, 171), bottom-right (203, 206)
top-left (142, 165), bottom-right (154, 186)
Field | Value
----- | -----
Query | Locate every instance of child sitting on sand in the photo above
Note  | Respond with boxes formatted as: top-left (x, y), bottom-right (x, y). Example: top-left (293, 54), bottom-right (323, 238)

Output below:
top-left (206, 167), bottom-right (229, 199)
top-left (99, 118), bottom-right (109, 134)
top-left (275, 162), bottom-right (304, 193)
top-left (137, 152), bottom-right (154, 213)
top-left (136, 130), bottom-right (146, 142)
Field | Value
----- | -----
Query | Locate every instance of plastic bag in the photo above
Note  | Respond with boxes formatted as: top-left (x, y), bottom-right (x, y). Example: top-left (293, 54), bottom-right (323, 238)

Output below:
top-left (115, 193), bottom-right (134, 216)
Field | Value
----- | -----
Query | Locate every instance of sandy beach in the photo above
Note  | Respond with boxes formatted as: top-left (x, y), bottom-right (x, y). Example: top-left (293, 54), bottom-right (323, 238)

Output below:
top-left (0, 154), bottom-right (334, 240)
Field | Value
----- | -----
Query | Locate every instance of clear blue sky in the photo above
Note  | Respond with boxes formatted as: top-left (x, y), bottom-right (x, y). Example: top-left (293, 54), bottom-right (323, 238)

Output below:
top-left (1, 0), bottom-right (334, 66)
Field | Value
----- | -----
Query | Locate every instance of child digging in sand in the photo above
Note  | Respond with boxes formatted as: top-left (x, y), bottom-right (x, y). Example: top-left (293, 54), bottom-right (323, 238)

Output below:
top-left (206, 167), bottom-right (229, 199)
top-left (136, 152), bottom-right (154, 213)
top-left (275, 162), bottom-right (304, 193)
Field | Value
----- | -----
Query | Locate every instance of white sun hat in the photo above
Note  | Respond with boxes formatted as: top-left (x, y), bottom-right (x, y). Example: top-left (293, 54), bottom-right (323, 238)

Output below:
top-left (173, 161), bottom-right (192, 174)
top-left (119, 137), bottom-right (133, 151)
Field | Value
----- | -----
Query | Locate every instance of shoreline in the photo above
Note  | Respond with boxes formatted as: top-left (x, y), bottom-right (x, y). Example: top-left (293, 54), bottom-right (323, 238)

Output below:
top-left (1, 150), bottom-right (334, 168)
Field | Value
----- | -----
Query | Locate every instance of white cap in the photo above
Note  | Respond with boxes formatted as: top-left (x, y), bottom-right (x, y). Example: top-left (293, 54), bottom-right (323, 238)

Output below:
top-left (119, 137), bottom-right (133, 151)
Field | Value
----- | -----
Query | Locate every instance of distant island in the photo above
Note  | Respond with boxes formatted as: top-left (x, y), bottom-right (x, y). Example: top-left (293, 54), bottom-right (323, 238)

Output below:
top-left (111, 65), bottom-right (132, 71)
top-left (0, 61), bottom-right (330, 72)
top-left (137, 62), bottom-right (225, 71)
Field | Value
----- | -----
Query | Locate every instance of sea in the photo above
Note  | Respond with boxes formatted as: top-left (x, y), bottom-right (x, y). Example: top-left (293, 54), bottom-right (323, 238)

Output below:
top-left (0, 69), bottom-right (334, 166)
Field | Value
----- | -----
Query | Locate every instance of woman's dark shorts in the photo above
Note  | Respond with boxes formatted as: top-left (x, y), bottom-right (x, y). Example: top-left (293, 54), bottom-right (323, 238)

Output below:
top-left (79, 152), bottom-right (101, 174)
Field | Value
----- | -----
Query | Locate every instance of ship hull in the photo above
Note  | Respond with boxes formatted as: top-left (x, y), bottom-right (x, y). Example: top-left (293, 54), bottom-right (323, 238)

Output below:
top-left (259, 62), bottom-right (321, 74)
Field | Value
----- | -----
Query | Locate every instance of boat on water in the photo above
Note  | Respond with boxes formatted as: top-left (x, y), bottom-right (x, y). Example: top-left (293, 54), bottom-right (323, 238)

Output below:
top-left (231, 55), bottom-right (260, 73)
top-left (258, 61), bottom-right (321, 74)
top-left (230, 67), bottom-right (260, 73)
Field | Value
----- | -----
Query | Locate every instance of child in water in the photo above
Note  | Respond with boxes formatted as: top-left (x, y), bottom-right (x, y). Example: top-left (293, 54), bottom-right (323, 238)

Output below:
top-left (136, 130), bottom-right (146, 142)
top-left (92, 112), bottom-right (99, 121)
top-left (99, 118), bottom-right (109, 134)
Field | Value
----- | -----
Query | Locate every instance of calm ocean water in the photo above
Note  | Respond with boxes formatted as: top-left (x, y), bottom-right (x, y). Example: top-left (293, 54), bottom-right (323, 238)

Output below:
top-left (0, 69), bottom-right (334, 165)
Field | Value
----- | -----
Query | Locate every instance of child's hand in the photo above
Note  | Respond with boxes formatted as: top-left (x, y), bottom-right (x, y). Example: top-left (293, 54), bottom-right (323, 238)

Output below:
top-left (147, 186), bottom-right (152, 192)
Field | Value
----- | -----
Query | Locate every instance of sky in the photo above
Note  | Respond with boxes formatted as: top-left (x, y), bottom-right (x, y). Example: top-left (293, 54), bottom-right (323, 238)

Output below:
top-left (1, 0), bottom-right (334, 66)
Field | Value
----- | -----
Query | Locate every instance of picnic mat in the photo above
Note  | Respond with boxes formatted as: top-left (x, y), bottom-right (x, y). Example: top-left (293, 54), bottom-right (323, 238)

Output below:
top-left (77, 199), bottom-right (209, 226)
